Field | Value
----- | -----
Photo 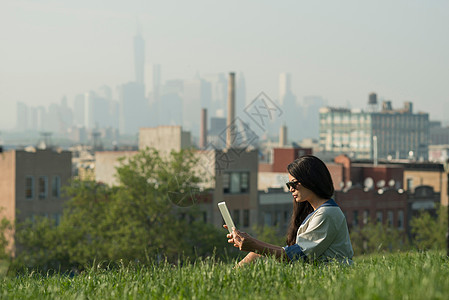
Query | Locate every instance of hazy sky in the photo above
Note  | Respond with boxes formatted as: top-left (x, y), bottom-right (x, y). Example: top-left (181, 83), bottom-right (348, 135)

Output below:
top-left (1, 0), bottom-right (449, 130)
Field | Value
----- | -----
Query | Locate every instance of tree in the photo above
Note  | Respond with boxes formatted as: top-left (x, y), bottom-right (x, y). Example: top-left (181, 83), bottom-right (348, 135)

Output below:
top-left (410, 205), bottom-right (448, 251)
top-left (0, 213), bottom-right (12, 260)
top-left (350, 222), bottom-right (409, 255)
top-left (11, 148), bottom-right (232, 272)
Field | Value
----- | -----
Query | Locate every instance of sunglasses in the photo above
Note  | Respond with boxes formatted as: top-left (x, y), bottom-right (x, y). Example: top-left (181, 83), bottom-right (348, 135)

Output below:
top-left (286, 180), bottom-right (300, 190)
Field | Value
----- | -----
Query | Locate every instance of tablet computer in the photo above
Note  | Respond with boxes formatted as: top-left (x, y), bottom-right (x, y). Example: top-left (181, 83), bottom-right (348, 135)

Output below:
top-left (218, 201), bottom-right (236, 234)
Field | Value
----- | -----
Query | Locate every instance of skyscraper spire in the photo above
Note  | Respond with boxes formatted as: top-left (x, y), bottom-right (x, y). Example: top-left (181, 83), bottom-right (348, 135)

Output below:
top-left (134, 23), bottom-right (145, 85)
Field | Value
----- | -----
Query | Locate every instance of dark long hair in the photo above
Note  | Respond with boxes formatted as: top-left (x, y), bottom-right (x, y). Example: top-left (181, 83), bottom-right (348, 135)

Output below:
top-left (285, 155), bottom-right (334, 246)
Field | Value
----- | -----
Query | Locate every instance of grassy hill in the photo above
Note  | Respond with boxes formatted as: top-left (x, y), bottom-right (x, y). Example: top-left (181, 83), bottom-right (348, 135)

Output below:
top-left (1, 251), bottom-right (449, 299)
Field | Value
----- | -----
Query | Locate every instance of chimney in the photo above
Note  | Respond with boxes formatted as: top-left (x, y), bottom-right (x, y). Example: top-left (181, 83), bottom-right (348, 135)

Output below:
top-left (200, 108), bottom-right (207, 149)
top-left (226, 72), bottom-right (236, 148)
top-left (279, 124), bottom-right (287, 147)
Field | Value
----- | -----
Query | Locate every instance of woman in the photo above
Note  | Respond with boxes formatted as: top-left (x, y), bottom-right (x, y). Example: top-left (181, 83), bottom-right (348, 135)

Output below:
top-left (226, 155), bottom-right (353, 266)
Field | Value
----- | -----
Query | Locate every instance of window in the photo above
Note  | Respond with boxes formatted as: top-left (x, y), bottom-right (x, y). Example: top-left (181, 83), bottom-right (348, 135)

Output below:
top-left (398, 210), bottom-right (404, 230)
top-left (387, 210), bottom-right (394, 226)
top-left (223, 172), bottom-right (250, 194)
top-left (223, 173), bottom-right (230, 193)
top-left (53, 213), bottom-right (61, 226)
top-left (407, 178), bottom-right (413, 190)
top-left (363, 210), bottom-right (369, 225)
top-left (274, 211), bottom-right (281, 226)
top-left (284, 211), bottom-right (290, 223)
top-left (230, 173), bottom-right (240, 194)
top-left (52, 176), bottom-right (61, 198)
top-left (376, 211), bottom-right (383, 223)
top-left (240, 173), bottom-right (249, 193)
top-left (264, 212), bottom-right (272, 226)
top-left (38, 176), bottom-right (48, 199)
top-left (352, 211), bottom-right (359, 227)
top-left (243, 209), bottom-right (250, 227)
top-left (233, 209), bottom-right (240, 227)
top-left (25, 176), bottom-right (34, 199)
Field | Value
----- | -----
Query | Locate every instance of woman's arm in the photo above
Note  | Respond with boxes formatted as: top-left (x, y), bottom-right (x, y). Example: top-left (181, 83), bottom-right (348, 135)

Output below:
top-left (226, 226), bottom-right (290, 262)
top-left (237, 252), bottom-right (262, 267)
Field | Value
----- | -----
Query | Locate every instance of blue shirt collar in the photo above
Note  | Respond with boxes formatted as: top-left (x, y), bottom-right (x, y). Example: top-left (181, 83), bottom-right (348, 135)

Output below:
top-left (301, 199), bottom-right (338, 225)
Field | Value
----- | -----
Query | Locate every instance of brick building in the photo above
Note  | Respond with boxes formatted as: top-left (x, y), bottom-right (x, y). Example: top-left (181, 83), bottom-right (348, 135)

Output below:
top-left (335, 188), bottom-right (408, 231)
top-left (0, 148), bottom-right (72, 252)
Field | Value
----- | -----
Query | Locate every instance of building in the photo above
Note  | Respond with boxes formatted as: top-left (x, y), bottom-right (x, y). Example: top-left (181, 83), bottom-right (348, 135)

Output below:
top-left (430, 122), bottom-right (449, 145)
top-left (258, 188), bottom-right (293, 233)
top-left (327, 154), bottom-right (448, 207)
top-left (319, 98), bottom-right (429, 160)
top-left (94, 150), bottom-right (138, 186)
top-left (139, 126), bottom-right (191, 152)
top-left (326, 154), bottom-right (404, 191)
top-left (119, 81), bottom-right (148, 135)
top-left (197, 148), bottom-right (259, 230)
top-left (335, 187), bottom-right (408, 231)
top-left (429, 144), bottom-right (449, 164)
top-left (94, 126), bottom-right (191, 186)
top-left (402, 162), bottom-right (448, 206)
top-left (0, 148), bottom-right (72, 251)
top-left (258, 147), bottom-right (313, 191)
top-left (134, 32), bottom-right (145, 85)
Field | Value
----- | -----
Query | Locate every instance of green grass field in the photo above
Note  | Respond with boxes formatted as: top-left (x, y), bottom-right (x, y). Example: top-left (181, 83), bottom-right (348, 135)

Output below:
top-left (1, 251), bottom-right (449, 299)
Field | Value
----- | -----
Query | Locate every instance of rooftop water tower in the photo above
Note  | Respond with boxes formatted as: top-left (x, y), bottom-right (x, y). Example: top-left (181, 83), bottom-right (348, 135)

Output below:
top-left (367, 92), bottom-right (378, 112)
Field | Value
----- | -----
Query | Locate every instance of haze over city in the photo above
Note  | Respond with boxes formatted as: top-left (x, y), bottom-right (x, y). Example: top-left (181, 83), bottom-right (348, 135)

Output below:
top-left (1, 0), bottom-right (449, 131)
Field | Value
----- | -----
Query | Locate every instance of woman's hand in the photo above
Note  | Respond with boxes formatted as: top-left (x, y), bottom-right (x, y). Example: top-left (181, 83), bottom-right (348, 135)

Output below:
top-left (223, 225), bottom-right (256, 252)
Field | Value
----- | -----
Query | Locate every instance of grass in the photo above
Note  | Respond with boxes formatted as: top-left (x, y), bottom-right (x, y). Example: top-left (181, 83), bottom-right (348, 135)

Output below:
top-left (1, 251), bottom-right (449, 299)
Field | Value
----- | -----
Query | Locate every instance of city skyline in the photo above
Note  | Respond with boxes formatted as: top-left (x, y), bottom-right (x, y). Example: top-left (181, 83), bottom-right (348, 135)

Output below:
top-left (1, 0), bottom-right (449, 131)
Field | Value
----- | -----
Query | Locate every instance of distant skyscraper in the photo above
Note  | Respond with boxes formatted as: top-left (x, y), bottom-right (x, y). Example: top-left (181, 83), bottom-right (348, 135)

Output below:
top-left (279, 72), bottom-right (298, 140)
top-left (16, 102), bottom-right (28, 131)
top-left (84, 91), bottom-right (112, 130)
top-left (157, 80), bottom-right (183, 127)
top-left (73, 94), bottom-right (85, 127)
top-left (119, 82), bottom-right (148, 135)
top-left (134, 33), bottom-right (145, 86)
top-left (59, 96), bottom-right (73, 133)
top-left (36, 106), bottom-right (46, 131)
top-left (203, 73), bottom-right (227, 117)
top-left (182, 78), bottom-right (212, 134)
top-left (47, 103), bottom-right (61, 133)
top-left (302, 96), bottom-right (326, 139)
top-left (152, 64), bottom-right (161, 103)
top-left (29, 107), bottom-right (38, 130)
top-left (279, 73), bottom-right (291, 107)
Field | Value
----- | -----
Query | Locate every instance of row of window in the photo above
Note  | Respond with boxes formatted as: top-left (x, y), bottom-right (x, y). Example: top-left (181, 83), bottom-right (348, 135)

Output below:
top-left (25, 175), bottom-right (61, 200)
top-left (232, 209), bottom-right (250, 227)
top-left (29, 213), bottom-right (62, 226)
top-left (223, 172), bottom-right (249, 194)
top-left (263, 210), bottom-right (289, 227)
top-left (349, 209), bottom-right (404, 230)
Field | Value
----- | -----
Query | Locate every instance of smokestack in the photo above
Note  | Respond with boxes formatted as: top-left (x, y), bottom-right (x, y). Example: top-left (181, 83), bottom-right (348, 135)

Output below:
top-left (226, 72), bottom-right (236, 148)
top-left (200, 108), bottom-right (207, 149)
top-left (279, 124), bottom-right (287, 147)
